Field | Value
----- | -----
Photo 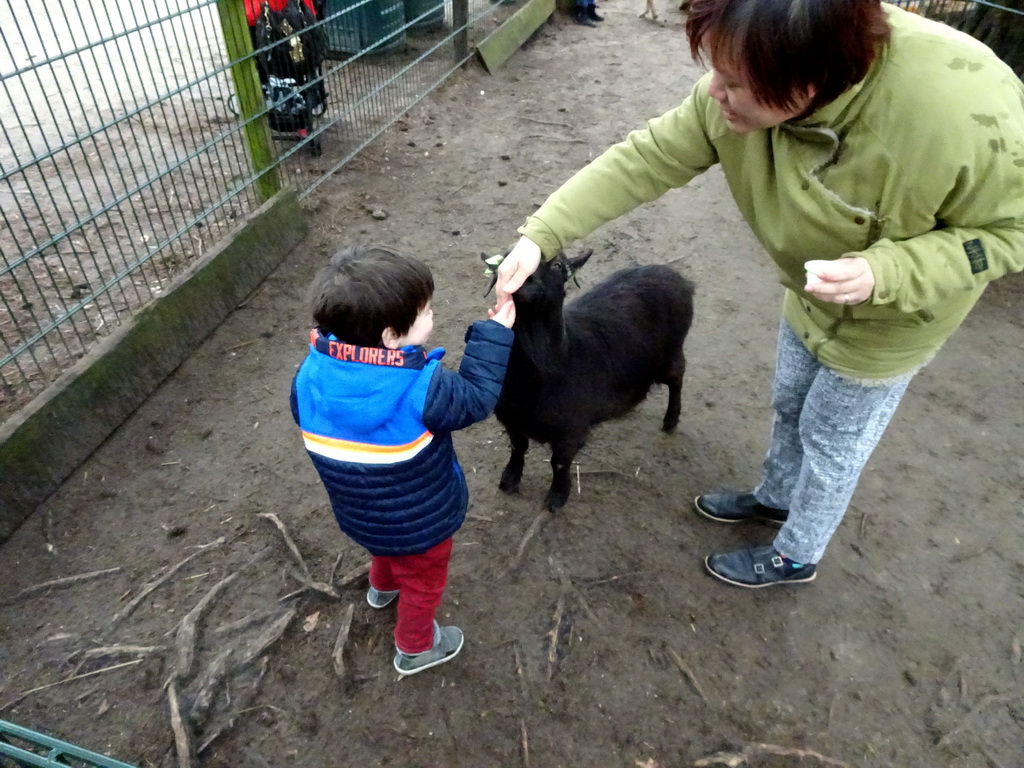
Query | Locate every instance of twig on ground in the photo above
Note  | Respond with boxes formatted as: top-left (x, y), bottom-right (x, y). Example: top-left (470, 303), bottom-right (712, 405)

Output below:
top-left (525, 134), bottom-right (587, 144)
top-left (68, 645), bottom-right (166, 666)
top-left (2, 660), bottom-right (144, 710)
top-left (329, 552), bottom-right (345, 585)
top-left (108, 538), bottom-right (226, 629)
top-left (336, 561), bottom-right (371, 588)
top-left (332, 603), bottom-right (356, 679)
top-left (512, 641), bottom-right (530, 768)
top-left (546, 595), bottom-right (570, 681)
top-left (1, 567), bottom-right (122, 606)
top-left (549, 557), bottom-right (599, 624)
top-left (666, 646), bottom-right (708, 703)
top-left (518, 116), bottom-right (572, 129)
top-left (237, 608), bottom-right (296, 668)
top-left (501, 511), bottom-right (552, 578)
top-left (513, 641), bottom-right (529, 703)
top-left (258, 513), bottom-right (312, 581)
top-left (950, 544), bottom-right (992, 564)
top-left (223, 340), bottom-right (257, 353)
top-left (167, 680), bottom-right (193, 768)
top-left (575, 468), bottom-right (638, 478)
top-left (197, 657), bottom-right (269, 754)
top-left (579, 572), bottom-right (643, 587)
top-left (188, 649), bottom-right (233, 728)
top-left (694, 742), bottom-right (849, 767)
top-left (259, 513), bottom-right (339, 598)
top-left (173, 573), bottom-right (238, 680)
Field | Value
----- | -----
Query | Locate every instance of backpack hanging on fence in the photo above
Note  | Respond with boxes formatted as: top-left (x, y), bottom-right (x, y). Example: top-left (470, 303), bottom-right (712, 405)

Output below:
top-left (250, 0), bottom-right (328, 149)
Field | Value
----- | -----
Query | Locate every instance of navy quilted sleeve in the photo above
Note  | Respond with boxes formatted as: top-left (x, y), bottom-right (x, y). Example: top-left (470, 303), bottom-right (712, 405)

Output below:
top-left (421, 319), bottom-right (513, 433)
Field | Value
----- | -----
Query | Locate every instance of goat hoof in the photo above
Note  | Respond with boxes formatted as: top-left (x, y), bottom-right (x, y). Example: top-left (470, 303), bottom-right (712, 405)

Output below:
top-left (499, 462), bottom-right (524, 493)
top-left (662, 419), bottom-right (679, 433)
top-left (544, 491), bottom-right (568, 513)
top-left (499, 473), bottom-right (522, 494)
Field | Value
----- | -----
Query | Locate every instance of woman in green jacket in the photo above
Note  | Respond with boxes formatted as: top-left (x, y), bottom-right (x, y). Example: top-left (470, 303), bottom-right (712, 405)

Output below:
top-left (494, 0), bottom-right (1024, 588)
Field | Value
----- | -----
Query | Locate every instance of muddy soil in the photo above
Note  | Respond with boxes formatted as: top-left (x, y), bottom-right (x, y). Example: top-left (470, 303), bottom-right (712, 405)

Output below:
top-left (2, 3), bottom-right (1023, 766)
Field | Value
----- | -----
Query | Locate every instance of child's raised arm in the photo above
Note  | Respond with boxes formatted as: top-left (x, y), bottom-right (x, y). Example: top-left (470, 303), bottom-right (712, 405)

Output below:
top-left (488, 299), bottom-right (516, 329)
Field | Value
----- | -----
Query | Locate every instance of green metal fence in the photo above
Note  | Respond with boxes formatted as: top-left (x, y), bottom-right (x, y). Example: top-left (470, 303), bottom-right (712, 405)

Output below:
top-left (0, 718), bottom-right (137, 768)
top-left (0, 0), bottom-right (522, 422)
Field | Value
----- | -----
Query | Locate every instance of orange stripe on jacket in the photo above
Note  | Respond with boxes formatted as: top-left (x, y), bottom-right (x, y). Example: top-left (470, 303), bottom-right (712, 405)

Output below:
top-left (302, 430), bottom-right (434, 464)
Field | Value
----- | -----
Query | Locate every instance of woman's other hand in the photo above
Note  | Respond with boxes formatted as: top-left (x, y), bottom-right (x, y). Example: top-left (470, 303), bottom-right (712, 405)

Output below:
top-left (804, 256), bottom-right (875, 305)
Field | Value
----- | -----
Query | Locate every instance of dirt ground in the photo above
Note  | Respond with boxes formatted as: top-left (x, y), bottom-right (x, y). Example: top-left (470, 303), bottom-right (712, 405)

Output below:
top-left (2, 2), bottom-right (1023, 766)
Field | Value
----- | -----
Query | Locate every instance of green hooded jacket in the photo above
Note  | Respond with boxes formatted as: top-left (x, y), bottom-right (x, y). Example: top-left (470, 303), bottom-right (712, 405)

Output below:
top-left (519, 6), bottom-right (1024, 378)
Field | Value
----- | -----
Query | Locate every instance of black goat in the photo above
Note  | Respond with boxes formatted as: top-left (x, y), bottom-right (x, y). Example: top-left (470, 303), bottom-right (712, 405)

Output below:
top-left (491, 250), bottom-right (694, 512)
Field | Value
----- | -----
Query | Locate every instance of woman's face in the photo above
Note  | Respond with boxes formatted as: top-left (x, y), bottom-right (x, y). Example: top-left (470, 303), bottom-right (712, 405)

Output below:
top-left (707, 58), bottom-right (815, 134)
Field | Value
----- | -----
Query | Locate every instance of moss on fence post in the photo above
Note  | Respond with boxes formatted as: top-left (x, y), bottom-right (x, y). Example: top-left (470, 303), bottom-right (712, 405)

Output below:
top-left (218, 0), bottom-right (281, 201)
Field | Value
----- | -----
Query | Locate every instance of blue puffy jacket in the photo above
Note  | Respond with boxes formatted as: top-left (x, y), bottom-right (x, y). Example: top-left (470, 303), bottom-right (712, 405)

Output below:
top-left (290, 319), bottom-right (513, 556)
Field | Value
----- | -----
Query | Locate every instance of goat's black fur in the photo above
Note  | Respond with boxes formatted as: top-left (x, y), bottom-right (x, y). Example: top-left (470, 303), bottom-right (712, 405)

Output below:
top-left (494, 250), bottom-right (695, 512)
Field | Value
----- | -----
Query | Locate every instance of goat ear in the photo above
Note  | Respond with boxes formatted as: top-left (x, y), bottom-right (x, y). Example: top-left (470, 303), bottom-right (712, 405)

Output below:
top-left (564, 249), bottom-right (593, 284)
top-left (483, 272), bottom-right (498, 297)
top-left (482, 252), bottom-right (504, 296)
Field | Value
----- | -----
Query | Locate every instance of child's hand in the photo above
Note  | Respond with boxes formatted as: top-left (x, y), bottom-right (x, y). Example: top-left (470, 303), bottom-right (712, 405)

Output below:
top-left (488, 299), bottom-right (516, 329)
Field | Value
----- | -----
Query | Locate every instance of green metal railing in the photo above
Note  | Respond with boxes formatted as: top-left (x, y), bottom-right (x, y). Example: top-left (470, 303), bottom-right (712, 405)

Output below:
top-left (0, 719), bottom-right (137, 768)
top-left (0, 0), bottom-right (521, 422)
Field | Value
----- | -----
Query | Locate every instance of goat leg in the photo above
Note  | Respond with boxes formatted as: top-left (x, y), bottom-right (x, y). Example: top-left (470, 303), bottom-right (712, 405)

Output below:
top-left (545, 437), bottom-right (586, 512)
top-left (661, 352), bottom-right (686, 432)
top-left (499, 429), bottom-right (530, 494)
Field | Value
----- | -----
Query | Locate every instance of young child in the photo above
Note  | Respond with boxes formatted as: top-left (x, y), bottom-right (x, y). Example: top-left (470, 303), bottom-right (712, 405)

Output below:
top-left (290, 244), bottom-right (515, 676)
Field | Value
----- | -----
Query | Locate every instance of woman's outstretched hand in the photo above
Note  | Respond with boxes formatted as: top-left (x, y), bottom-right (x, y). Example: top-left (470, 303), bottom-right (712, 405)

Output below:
top-left (495, 236), bottom-right (542, 308)
top-left (804, 256), bottom-right (876, 305)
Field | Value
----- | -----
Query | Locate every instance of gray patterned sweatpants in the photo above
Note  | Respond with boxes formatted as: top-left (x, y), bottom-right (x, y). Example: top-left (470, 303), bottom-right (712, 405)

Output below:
top-left (755, 323), bottom-right (914, 564)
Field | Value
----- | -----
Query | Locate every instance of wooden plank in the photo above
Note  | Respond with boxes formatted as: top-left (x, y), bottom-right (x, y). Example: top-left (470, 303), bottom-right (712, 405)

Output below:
top-left (476, 0), bottom-right (555, 73)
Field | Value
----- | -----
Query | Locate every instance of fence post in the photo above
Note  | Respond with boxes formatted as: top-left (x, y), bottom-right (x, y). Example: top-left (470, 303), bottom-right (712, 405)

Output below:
top-left (217, 0), bottom-right (281, 201)
top-left (453, 0), bottom-right (469, 62)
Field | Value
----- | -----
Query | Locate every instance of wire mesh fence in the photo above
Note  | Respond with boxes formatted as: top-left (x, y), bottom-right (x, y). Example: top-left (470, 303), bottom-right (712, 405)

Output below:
top-left (0, 0), bottom-right (523, 422)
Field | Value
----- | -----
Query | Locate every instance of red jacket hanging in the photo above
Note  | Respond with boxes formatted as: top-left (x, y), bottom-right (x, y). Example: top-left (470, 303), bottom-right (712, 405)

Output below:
top-left (244, 0), bottom-right (318, 26)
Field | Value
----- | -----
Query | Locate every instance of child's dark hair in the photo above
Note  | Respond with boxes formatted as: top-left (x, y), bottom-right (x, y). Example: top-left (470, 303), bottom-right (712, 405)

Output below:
top-left (309, 245), bottom-right (434, 346)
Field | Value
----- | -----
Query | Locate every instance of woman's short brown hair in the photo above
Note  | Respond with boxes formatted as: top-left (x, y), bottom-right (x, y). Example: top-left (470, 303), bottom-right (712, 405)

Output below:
top-left (686, 0), bottom-right (891, 114)
top-left (309, 244), bottom-right (434, 347)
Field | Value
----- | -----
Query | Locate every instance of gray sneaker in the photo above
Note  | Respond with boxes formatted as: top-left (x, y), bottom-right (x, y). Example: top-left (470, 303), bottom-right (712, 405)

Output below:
top-left (366, 585), bottom-right (399, 609)
top-left (393, 623), bottom-right (464, 676)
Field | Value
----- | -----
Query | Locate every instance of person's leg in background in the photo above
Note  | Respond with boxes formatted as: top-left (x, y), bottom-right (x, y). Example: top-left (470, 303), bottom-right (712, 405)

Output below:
top-left (574, 0), bottom-right (603, 26)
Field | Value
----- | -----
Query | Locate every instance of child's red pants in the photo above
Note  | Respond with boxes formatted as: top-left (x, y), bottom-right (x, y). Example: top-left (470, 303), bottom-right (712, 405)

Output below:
top-left (369, 537), bottom-right (453, 654)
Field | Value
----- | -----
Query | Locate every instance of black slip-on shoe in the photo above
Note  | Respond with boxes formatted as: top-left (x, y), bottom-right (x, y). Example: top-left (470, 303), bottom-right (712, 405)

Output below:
top-left (693, 491), bottom-right (788, 526)
top-left (705, 544), bottom-right (817, 589)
